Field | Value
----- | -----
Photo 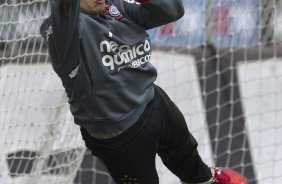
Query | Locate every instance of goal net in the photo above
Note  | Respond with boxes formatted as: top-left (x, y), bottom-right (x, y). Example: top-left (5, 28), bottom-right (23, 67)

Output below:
top-left (0, 0), bottom-right (281, 184)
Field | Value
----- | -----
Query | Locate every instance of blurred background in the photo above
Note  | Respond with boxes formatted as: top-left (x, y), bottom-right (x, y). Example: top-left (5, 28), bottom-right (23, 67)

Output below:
top-left (0, 0), bottom-right (282, 50)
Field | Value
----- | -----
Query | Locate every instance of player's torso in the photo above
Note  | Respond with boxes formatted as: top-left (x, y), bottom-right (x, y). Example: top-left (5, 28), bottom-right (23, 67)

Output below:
top-left (67, 3), bottom-right (157, 123)
top-left (74, 3), bottom-right (156, 96)
top-left (78, 3), bottom-right (152, 73)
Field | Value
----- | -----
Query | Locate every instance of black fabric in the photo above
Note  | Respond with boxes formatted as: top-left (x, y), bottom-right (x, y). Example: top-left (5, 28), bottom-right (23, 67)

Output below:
top-left (80, 85), bottom-right (212, 184)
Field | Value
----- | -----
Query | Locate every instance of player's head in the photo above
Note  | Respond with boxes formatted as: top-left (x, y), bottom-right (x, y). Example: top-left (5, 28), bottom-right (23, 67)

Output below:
top-left (80, 0), bottom-right (106, 15)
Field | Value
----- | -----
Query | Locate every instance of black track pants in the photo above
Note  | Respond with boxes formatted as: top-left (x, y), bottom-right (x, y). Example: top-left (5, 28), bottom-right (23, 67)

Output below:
top-left (80, 85), bottom-right (212, 184)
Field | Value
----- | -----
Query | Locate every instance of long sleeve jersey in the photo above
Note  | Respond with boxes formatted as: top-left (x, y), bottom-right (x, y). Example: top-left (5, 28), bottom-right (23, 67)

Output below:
top-left (40, 0), bottom-right (184, 137)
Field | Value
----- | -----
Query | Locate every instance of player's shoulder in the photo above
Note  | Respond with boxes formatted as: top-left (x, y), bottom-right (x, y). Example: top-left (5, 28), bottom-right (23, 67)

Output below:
top-left (110, 0), bottom-right (140, 15)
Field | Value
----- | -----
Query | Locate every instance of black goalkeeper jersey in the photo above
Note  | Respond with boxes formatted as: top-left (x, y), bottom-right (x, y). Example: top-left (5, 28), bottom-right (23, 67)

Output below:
top-left (40, 0), bottom-right (184, 137)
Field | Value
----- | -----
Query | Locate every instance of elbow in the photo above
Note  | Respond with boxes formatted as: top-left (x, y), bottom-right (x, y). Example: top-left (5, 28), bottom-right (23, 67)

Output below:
top-left (170, 1), bottom-right (185, 21)
top-left (177, 0), bottom-right (185, 20)
top-left (176, 6), bottom-right (185, 21)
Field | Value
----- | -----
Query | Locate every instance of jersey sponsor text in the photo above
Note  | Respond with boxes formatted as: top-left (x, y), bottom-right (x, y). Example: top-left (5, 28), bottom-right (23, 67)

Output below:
top-left (100, 39), bottom-right (151, 71)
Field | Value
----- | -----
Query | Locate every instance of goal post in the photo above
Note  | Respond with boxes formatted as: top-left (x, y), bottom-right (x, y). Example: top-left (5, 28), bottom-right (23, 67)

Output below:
top-left (1, 0), bottom-right (282, 184)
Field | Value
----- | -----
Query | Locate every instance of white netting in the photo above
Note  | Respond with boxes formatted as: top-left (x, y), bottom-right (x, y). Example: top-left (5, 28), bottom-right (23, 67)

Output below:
top-left (1, 0), bottom-right (282, 184)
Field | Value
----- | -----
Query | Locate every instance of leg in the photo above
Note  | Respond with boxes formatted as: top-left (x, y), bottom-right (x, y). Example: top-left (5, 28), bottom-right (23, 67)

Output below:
top-left (81, 127), bottom-right (159, 184)
top-left (154, 85), bottom-right (212, 183)
top-left (153, 86), bottom-right (249, 184)
top-left (80, 100), bottom-right (161, 184)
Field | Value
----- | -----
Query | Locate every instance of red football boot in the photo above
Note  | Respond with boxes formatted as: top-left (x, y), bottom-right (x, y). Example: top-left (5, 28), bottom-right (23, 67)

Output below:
top-left (211, 167), bottom-right (249, 184)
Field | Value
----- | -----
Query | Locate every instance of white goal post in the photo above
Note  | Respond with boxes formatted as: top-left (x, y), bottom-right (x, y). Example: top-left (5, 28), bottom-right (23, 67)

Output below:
top-left (1, 0), bottom-right (282, 184)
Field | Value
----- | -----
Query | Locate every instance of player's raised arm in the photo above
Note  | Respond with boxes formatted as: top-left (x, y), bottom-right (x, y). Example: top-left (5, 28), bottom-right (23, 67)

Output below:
top-left (122, 0), bottom-right (185, 30)
top-left (40, 0), bottom-right (80, 67)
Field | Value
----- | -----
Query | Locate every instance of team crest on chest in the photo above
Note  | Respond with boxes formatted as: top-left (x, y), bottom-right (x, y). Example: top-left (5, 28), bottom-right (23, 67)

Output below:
top-left (103, 4), bottom-right (124, 20)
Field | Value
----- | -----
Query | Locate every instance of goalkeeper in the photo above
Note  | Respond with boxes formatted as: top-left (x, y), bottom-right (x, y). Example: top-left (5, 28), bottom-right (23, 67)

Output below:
top-left (40, 0), bottom-right (248, 183)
